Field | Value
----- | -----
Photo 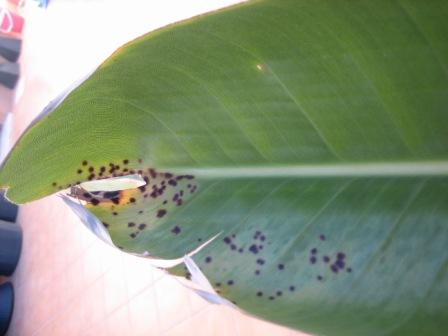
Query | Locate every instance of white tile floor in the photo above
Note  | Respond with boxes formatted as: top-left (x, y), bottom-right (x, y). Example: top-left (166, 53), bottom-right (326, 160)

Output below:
top-left (4, 1), bottom-right (309, 335)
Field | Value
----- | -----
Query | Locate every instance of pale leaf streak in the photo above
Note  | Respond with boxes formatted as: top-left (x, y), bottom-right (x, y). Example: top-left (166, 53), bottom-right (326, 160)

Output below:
top-left (202, 22), bottom-right (343, 161)
top-left (245, 5), bottom-right (403, 160)
top-left (100, 97), bottom-right (200, 165)
top-left (275, 179), bottom-right (355, 262)
top-left (218, 178), bottom-right (298, 239)
top-left (154, 62), bottom-right (272, 163)
top-left (314, 13), bottom-right (415, 156)
top-left (175, 32), bottom-right (303, 162)
top-left (129, 64), bottom-right (238, 165)
top-left (166, 43), bottom-right (302, 162)
top-left (352, 179), bottom-right (427, 288)
top-left (382, 265), bottom-right (448, 336)
top-left (262, 64), bottom-right (344, 162)
top-left (378, 197), bottom-right (448, 336)
top-left (397, 0), bottom-right (448, 79)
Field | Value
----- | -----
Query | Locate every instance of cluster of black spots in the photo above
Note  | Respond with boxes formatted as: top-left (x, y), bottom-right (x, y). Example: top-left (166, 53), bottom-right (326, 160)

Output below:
top-left (71, 159), bottom-right (198, 204)
top-left (256, 258), bottom-right (265, 265)
top-left (309, 234), bottom-right (354, 279)
top-left (227, 280), bottom-right (234, 286)
top-left (278, 264), bottom-right (285, 270)
top-left (222, 234), bottom-right (246, 254)
top-left (128, 222), bottom-right (150, 239)
top-left (289, 286), bottom-right (295, 292)
top-left (257, 291), bottom-right (263, 297)
top-left (330, 252), bottom-right (349, 274)
top-left (171, 226), bottom-right (181, 235)
top-left (205, 256), bottom-right (212, 264)
top-left (52, 180), bottom-right (81, 190)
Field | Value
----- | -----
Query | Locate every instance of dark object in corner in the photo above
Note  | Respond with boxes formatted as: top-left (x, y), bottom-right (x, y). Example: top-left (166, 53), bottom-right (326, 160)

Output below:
top-left (0, 282), bottom-right (14, 336)
top-left (0, 37), bottom-right (22, 63)
top-left (0, 221), bottom-right (22, 276)
top-left (0, 192), bottom-right (17, 222)
top-left (0, 63), bottom-right (19, 89)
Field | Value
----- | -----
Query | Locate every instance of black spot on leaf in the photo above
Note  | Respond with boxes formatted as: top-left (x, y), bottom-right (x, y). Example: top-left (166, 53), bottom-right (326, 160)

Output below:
top-left (157, 209), bottom-right (167, 218)
top-left (171, 226), bottom-right (181, 235)
top-left (249, 244), bottom-right (259, 254)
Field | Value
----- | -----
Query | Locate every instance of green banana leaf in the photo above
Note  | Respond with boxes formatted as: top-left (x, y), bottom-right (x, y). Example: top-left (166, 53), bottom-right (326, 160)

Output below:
top-left (1, 0), bottom-right (448, 335)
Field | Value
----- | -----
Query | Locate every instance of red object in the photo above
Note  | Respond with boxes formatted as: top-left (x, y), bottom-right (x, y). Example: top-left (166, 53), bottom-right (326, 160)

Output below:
top-left (0, 7), bottom-right (24, 34)
top-left (7, 0), bottom-right (22, 5)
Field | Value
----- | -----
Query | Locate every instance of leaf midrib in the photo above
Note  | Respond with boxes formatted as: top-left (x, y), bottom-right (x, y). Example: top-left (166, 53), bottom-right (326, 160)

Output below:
top-left (167, 161), bottom-right (448, 178)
